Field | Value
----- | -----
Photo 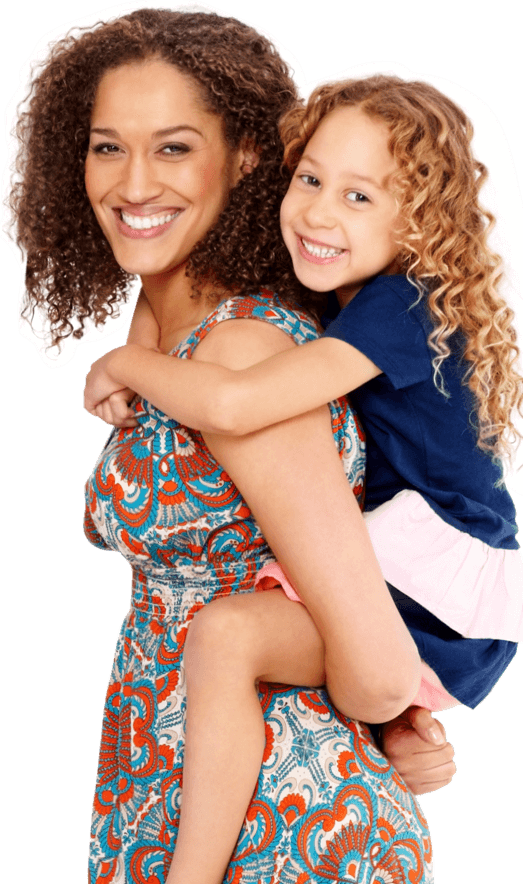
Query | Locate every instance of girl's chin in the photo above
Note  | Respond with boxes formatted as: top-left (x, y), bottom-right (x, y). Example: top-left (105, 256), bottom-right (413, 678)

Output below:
top-left (291, 264), bottom-right (343, 294)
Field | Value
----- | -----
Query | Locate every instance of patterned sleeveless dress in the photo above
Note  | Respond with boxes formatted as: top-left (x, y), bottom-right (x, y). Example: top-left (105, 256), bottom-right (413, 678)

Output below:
top-left (85, 291), bottom-right (433, 884)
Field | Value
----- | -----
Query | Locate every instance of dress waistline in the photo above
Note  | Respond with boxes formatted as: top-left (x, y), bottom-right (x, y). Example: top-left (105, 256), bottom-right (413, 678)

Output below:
top-left (130, 563), bottom-right (273, 620)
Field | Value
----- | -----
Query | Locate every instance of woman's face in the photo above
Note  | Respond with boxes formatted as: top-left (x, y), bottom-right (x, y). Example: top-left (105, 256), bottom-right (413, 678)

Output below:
top-left (85, 59), bottom-right (243, 281)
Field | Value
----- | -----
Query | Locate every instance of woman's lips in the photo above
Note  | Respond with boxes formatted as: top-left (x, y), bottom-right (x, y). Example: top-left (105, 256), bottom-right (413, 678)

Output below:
top-left (296, 233), bottom-right (347, 265)
top-left (113, 207), bottom-right (183, 239)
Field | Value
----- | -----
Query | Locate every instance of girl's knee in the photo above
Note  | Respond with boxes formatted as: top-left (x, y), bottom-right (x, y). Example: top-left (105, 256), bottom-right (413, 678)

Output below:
top-left (185, 597), bottom-right (260, 676)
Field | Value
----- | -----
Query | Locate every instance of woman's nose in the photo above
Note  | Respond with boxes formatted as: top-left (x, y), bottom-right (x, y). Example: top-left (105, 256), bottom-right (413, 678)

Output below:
top-left (117, 154), bottom-right (162, 204)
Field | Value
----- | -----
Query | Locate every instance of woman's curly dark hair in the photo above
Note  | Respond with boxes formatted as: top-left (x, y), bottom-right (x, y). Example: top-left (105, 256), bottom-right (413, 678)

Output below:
top-left (11, 7), bottom-right (315, 347)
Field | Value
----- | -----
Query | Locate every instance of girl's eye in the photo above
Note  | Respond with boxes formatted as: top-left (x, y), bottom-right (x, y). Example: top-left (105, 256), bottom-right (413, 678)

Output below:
top-left (298, 173), bottom-right (320, 187)
top-left (346, 191), bottom-right (369, 203)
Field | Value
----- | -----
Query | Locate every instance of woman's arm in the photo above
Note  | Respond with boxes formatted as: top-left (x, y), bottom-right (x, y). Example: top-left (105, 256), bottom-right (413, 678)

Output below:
top-left (84, 326), bottom-right (379, 434)
top-left (193, 318), bottom-right (419, 723)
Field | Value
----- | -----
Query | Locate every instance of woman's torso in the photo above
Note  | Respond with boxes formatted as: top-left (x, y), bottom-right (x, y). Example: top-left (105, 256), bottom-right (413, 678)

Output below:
top-left (84, 290), bottom-right (366, 612)
top-left (85, 292), bottom-right (433, 884)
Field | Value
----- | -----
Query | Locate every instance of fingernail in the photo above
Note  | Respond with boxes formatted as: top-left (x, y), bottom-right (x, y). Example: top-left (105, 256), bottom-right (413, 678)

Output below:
top-left (429, 726), bottom-right (444, 744)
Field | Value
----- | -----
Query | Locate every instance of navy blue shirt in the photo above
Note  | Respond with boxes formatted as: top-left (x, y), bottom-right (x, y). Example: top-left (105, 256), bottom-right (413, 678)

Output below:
top-left (323, 275), bottom-right (518, 550)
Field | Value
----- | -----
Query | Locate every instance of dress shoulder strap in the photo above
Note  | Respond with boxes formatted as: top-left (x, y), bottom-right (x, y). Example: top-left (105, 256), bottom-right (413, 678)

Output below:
top-left (172, 290), bottom-right (320, 360)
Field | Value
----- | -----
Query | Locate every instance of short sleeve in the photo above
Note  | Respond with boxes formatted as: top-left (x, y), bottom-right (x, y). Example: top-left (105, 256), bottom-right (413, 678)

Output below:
top-left (323, 275), bottom-right (433, 390)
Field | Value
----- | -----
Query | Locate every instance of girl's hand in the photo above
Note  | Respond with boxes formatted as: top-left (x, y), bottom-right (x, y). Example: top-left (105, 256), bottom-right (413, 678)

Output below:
top-left (381, 705), bottom-right (457, 794)
top-left (93, 389), bottom-right (137, 428)
top-left (84, 348), bottom-right (137, 426)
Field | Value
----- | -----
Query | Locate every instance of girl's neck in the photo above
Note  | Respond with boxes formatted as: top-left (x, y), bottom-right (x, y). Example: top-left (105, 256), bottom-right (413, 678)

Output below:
top-left (336, 265), bottom-right (404, 308)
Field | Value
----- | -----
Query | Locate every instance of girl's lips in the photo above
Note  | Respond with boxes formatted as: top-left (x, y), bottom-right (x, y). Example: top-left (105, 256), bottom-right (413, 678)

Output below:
top-left (295, 233), bottom-right (347, 265)
top-left (113, 208), bottom-right (183, 239)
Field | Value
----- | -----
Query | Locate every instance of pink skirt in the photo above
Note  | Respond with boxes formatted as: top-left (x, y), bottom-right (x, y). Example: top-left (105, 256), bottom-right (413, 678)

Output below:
top-left (256, 561), bottom-right (459, 713)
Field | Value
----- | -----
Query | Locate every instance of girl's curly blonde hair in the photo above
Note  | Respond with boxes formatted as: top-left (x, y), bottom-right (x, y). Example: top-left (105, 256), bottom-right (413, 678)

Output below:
top-left (280, 75), bottom-right (523, 460)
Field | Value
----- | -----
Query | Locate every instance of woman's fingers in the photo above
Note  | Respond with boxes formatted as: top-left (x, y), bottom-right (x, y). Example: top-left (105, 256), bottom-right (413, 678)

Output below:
top-left (381, 708), bottom-right (457, 795)
top-left (401, 705), bottom-right (446, 745)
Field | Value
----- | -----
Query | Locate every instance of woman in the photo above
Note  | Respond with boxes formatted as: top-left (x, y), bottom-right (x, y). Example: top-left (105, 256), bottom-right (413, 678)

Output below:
top-left (12, 9), bottom-right (437, 883)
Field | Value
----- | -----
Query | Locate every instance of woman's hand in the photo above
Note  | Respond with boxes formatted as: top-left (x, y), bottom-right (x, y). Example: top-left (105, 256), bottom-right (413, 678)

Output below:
top-left (381, 706), bottom-right (457, 794)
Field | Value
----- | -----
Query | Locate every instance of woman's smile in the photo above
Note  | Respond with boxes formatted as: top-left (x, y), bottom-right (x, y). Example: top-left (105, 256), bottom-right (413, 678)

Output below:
top-left (114, 206), bottom-right (183, 239)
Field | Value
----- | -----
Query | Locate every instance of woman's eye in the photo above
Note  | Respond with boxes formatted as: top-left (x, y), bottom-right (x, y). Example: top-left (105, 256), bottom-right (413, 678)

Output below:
top-left (346, 191), bottom-right (369, 203)
top-left (91, 143), bottom-right (120, 155)
top-left (161, 143), bottom-right (190, 157)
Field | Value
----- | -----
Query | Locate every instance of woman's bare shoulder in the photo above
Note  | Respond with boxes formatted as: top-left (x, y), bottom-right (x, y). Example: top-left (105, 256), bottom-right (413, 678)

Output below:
top-left (193, 317), bottom-right (296, 370)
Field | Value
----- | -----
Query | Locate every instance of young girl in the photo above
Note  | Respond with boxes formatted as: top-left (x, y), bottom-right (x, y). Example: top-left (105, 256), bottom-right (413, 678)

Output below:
top-left (85, 75), bottom-right (522, 882)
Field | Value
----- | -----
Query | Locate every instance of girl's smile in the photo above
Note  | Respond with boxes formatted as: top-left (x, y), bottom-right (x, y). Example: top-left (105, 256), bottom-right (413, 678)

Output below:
top-left (296, 233), bottom-right (346, 263)
top-left (280, 105), bottom-right (401, 305)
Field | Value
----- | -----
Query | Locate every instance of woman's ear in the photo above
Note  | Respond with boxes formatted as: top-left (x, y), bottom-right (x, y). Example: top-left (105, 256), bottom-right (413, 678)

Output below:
top-left (240, 150), bottom-right (260, 175)
top-left (234, 139), bottom-right (260, 182)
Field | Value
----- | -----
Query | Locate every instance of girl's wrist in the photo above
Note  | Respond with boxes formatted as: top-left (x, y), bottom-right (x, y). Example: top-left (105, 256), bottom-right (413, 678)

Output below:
top-left (107, 344), bottom-right (141, 386)
top-left (108, 343), bottom-right (162, 396)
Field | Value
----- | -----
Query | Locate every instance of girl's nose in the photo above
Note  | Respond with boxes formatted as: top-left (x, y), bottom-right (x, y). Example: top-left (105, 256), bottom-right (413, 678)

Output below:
top-left (302, 190), bottom-right (337, 229)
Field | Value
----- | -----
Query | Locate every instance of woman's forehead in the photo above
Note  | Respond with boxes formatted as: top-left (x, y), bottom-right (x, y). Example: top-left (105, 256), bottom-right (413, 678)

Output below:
top-left (91, 59), bottom-right (224, 137)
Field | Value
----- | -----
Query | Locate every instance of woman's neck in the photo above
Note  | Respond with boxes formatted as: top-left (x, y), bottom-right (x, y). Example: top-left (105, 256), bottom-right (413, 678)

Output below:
top-left (141, 264), bottom-right (213, 353)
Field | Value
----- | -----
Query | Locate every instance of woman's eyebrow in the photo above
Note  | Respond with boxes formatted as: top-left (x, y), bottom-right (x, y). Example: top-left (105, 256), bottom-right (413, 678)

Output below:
top-left (90, 125), bottom-right (204, 137)
top-left (154, 125), bottom-right (204, 138)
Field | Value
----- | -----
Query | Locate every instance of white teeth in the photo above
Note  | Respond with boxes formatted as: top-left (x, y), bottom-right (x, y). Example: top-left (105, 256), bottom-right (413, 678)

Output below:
top-left (301, 238), bottom-right (343, 258)
top-left (121, 210), bottom-right (179, 230)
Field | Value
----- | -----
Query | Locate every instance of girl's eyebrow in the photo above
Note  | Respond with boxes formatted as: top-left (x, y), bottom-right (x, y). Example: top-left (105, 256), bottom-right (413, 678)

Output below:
top-left (300, 152), bottom-right (381, 189)
top-left (90, 125), bottom-right (204, 138)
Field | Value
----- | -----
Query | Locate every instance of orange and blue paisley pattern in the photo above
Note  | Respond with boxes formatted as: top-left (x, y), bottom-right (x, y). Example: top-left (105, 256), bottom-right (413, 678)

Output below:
top-left (86, 292), bottom-right (432, 883)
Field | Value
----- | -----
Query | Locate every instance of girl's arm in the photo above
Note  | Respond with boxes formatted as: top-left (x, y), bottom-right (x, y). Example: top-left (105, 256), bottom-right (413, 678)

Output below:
top-left (126, 288), bottom-right (160, 348)
top-left (87, 290), bottom-right (161, 427)
top-left (84, 327), bottom-right (379, 433)
top-left (193, 317), bottom-right (419, 723)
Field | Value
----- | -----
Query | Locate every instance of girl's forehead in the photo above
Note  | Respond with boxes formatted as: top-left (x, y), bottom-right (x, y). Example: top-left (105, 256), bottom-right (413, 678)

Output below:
top-left (314, 105), bottom-right (389, 144)
top-left (306, 106), bottom-right (395, 179)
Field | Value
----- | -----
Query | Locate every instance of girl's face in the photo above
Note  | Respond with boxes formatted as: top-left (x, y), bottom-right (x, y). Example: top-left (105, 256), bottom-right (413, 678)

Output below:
top-left (85, 59), bottom-right (243, 283)
top-left (280, 105), bottom-right (401, 305)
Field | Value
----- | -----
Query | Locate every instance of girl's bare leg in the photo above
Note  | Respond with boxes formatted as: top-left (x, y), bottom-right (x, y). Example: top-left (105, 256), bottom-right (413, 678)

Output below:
top-left (165, 590), bottom-right (325, 884)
